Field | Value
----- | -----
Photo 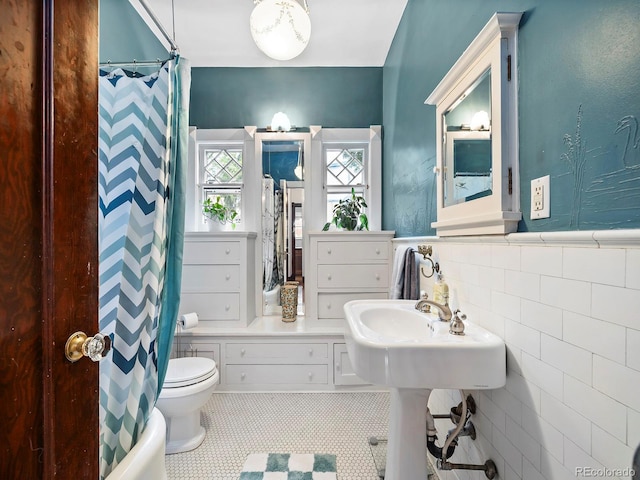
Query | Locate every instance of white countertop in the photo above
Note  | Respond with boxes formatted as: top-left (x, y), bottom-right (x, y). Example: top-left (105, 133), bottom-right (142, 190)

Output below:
top-left (175, 316), bottom-right (346, 337)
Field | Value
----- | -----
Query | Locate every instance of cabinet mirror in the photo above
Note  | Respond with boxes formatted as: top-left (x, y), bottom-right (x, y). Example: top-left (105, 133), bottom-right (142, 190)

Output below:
top-left (443, 68), bottom-right (492, 207)
top-left (426, 12), bottom-right (522, 236)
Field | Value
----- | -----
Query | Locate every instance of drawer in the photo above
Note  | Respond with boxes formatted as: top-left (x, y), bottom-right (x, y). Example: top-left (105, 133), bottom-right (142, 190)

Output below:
top-left (225, 364), bottom-right (328, 385)
top-left (317, 292), bottom-right (388, 319)
top-left (317, 264), bottom-right (389, 289)
top-left (226, 343), bottom-right (328, 363)
top-left (181, 265), bottom-right (240, 292)
top-left (316, 241), bottom-right (389, 263)
top-left (179, 292), bottom-right (240, 320)
top-left (183, 241), bottom-right (241, 264)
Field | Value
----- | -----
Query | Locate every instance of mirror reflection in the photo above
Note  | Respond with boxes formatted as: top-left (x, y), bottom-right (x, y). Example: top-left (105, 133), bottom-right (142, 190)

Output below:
top-left (261, 140), bottom-right (305, 315)
top-left (443, 68), bottom-right (492, 207)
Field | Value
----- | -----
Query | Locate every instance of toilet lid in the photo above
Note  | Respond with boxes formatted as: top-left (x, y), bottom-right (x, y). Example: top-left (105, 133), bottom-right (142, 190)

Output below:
top-left (164, 357), bottom-right (217, 388)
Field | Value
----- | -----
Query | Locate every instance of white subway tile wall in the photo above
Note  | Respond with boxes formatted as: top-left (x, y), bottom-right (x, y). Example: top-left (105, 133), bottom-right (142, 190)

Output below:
top-left (403, 234), bottom-right (640, 480)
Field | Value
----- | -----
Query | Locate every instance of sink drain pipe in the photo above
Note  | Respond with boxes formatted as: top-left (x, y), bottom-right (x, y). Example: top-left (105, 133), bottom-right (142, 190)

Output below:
top-left (427, 393), bottom-right (460, 461)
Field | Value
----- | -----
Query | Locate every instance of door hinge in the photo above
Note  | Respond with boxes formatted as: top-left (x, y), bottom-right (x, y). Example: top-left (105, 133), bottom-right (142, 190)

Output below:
top-left (508, 167), bottom-right (513, 195)
top-left (507, 55), bottom-right (512, 82)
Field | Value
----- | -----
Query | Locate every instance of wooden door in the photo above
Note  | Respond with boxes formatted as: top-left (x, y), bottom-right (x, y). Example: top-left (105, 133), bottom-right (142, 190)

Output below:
top-left (291, 203), bottom-right (303, 281)
top-left (0, 1), bottom-right (100, 478)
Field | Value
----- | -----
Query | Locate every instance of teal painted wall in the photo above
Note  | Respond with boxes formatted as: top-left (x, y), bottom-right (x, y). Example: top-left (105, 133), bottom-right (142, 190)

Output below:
top-left (99, 0), bottom-right (167, 64)
top-left (383, 0), bottom-right (640, 236)
top-left (189, 67), bottom-right (382, 129)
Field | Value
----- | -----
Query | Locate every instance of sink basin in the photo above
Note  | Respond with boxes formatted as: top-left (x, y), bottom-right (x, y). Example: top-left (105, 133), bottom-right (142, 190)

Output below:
top-left (344, 299), bottom-right (506, 389)
top-left (344, 299), bottom-right (506, 480)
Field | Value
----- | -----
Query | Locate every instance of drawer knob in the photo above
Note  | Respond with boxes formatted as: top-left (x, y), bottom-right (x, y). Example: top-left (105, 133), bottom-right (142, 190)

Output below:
top-left (225, 305), bottom-right (231, 311)
top-left (240, 348), bottom-right (246, 356)
top-left (336, 363), bottom-right (341, 372)
top-left (376, 249), bottom-right (381, 255)
top-left (241, 372), bottom-right (246, 380)
top-left (375, 274), bottom-right (380, 280)
top-left (327, 274), bottom-right (332, 281)
top-left (326, 303), bottom-right (331, 309)
top-left (308, 372), bottom-right (313, 380)
top-left (225, 273), bottom-right (231, 280)
top-left (225, 248), bottom-right (230, 254)
top-left (308, 348), bottom-right (313, 356)
top-left (327, 248), bottom-right (332, 254)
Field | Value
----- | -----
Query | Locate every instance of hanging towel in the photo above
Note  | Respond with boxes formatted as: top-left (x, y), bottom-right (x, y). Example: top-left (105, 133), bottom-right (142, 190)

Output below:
top-left (390, 245), bottom-right (410, 299)
top-left (402, 247), bottom-right (420, 300)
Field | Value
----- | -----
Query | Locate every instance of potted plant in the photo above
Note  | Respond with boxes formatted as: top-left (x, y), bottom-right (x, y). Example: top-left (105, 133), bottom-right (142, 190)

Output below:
top-left (323, 187), bottom-right (369, 231)
top-left (203, 196), bottom-right (238, 230)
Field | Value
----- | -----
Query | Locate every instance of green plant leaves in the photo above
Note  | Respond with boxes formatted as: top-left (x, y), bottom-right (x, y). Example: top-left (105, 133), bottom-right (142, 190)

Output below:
top-left (324, 187), bottom-right (369, 231)
top-left (203, 196), bottom-right (238, 229)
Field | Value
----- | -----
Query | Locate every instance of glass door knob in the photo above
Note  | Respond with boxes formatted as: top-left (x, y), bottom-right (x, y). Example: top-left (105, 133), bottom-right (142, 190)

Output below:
top-left (65, 331), bottom-right (111, 363)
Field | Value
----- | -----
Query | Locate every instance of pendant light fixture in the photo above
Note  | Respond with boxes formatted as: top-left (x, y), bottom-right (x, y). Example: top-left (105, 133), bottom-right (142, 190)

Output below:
top-left (250, 0), bottom-right (311, 61)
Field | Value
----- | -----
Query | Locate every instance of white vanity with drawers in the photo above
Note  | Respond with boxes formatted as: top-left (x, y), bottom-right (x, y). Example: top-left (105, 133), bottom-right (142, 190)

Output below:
top-left (174, 230), bottom-right (394, 391)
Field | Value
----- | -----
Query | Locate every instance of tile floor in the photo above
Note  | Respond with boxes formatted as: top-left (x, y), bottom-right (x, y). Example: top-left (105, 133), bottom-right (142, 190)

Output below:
top-left (165, 392), bottom-right (391, 480)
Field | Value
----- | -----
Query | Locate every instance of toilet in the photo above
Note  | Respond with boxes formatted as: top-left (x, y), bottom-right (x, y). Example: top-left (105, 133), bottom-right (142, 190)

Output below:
top-left (156, 356), bottom-right (219, 454)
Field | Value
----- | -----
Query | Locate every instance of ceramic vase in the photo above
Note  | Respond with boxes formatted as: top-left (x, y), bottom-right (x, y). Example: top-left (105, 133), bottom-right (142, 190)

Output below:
top-left (281, 281), bottom-right (299, 322)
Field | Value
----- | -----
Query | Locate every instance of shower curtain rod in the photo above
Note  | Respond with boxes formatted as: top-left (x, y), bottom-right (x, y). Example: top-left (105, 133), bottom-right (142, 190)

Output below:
top-left (99, 0), bottom-right (179, 68)
top-left (99, 59), bottom-right (169, 68)
top-left (137, 0), bottom-right (179, 54)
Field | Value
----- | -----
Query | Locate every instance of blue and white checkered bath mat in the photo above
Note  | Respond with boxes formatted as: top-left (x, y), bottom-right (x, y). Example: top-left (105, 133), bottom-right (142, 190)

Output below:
top-left (240, 453), bottom-right (337, 479)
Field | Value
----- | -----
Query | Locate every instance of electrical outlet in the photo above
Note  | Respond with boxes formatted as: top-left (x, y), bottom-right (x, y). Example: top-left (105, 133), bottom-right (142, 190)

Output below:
top-left (531, 175), bottom-right (550, 219)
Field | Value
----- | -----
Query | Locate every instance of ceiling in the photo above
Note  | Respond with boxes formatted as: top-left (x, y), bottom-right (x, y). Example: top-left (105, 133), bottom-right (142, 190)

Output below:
top-left (133, 0), bottom-right (409, 67)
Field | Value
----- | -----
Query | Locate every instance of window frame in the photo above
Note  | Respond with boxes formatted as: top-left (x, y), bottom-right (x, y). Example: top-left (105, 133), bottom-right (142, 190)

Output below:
top-left (323, 143), bottom-right (370, 224)
top-left (198, 142), bottom-right (244, 224)
top-left (187, 128), bottom-right (253, 232)
top-left (310, 126), bottom-right (382, 231)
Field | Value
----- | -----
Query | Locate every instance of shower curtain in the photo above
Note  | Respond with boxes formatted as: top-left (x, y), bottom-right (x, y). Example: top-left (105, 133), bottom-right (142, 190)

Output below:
top-left (262, 177), bottom-right (284, 292)
top-left (98, 56), bottom-right (190, 479)
top-left (262, 177), bottom-right (276, 291)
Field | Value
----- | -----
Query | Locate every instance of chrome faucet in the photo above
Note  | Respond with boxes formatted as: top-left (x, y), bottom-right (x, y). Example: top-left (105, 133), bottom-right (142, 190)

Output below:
top-left (415, 297), bottom-right (452, 322)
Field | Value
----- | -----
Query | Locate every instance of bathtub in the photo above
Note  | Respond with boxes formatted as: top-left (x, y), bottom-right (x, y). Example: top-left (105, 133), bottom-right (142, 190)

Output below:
top-left (263, 284), bottom-right (282, 315)
top-left (105, 408), bottom-right (168, 480)
top-left (264, 283), bottom-right (281, 305)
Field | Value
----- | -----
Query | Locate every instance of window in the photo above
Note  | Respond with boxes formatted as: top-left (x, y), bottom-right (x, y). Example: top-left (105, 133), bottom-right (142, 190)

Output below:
top-left (324, 145), bottom-right (368, 222)
top-left (198, 144), bottom-right (243, 223)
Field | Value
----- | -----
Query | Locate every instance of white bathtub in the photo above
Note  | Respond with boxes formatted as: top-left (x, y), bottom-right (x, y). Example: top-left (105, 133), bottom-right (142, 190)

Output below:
top-left (264, 283), bottom-right (281, 305)
top-left (263, 284), bottom-right (282, 315)
top-left (105, 408), bottom-right (168, 480)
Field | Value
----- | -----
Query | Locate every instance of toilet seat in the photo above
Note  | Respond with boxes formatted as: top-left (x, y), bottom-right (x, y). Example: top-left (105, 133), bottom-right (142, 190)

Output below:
top-left (163, 357), bottom-right (217, 388)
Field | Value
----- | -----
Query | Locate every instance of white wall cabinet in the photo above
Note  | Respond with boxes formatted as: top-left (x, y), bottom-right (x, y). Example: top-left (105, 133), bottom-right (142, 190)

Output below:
top-left (306, 231), bottom-right (394, 322)
top-left (174, 230), bottom-right (393, 390)
top-left (333, 343), bottom-right (368, 386)
top-left (180, 232), bottom-right (256, 328)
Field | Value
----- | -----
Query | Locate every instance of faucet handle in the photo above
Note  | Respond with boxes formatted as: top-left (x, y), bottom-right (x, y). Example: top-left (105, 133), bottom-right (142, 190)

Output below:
top-left (450, 309), bottom-right (466, 335)
top-left (419, 291), bottom-right (431, 313)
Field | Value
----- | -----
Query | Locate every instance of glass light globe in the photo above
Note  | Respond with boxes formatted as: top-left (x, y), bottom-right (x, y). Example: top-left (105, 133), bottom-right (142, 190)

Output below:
top-left (470, 110), bottom-right (490, 131)
top-left (250, 0), bottom-right (311, 61)
top-left (271, 112), bottom-right (291, 131)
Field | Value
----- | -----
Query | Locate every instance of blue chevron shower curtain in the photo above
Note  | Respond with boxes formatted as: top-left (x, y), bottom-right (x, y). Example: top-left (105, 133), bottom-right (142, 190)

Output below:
top-left (98, 56), bottom-right (189, 478)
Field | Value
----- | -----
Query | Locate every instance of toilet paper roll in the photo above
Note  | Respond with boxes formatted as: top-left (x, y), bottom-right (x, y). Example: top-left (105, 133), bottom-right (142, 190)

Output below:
top-left (178, 312), bottom-right (199, 329)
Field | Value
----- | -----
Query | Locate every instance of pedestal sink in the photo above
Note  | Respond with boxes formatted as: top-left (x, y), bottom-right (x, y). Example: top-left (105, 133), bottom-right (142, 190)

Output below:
top-left (344, 300), bottom-right (506, 480)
